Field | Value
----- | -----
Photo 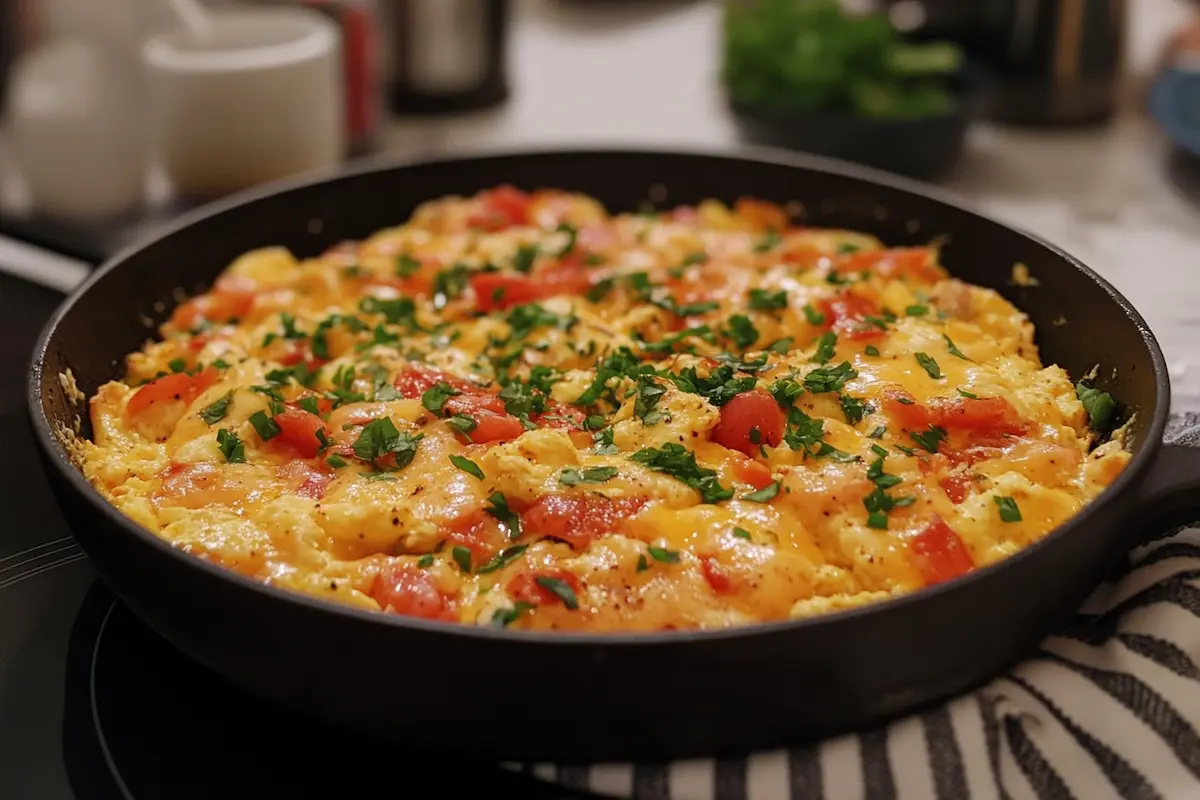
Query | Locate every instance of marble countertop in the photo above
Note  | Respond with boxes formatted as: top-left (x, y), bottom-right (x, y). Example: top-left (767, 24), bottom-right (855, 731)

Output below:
top-left (379, 0), bottom-right (1200, 410)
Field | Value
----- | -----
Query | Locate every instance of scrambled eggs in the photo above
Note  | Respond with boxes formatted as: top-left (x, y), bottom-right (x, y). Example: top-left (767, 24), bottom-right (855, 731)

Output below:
top-left (81, 187), bottom-right (1129, 631)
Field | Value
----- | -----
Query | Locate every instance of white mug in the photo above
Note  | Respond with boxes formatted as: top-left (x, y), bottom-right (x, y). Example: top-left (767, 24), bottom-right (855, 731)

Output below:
top-left (142, 5), bottom-right (345, 200)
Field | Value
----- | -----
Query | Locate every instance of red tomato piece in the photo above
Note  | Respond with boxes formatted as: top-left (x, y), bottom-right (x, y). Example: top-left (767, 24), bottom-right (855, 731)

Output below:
top-left (467, 185), bottom-right (531, 231)
top-left (835, 247), bottom-right (942, 282)
top-left (908, 517), bottom-right (975, 586)
top-left (394, 364), bottom-right (474, 399)
top-left (442, 394), bottom-right (525, 443)
top-left (931, 397), bottom-right (1027, 437)
top-left (732, 457), bottom-right (774, 490)
top-left (470, 265), bottom-right (593, 312)
top-left (701, 556), bottom-right (734, 594)
top-left (818, 292), bottom-right (885, 341)
top-left (126, 366), bottom-right (218, 418)
top-left (506, 568), bottom-right (581, 608)
top-left (531, 400), bottom-right (588, 431)
top-left (290, 390), bottom-right (334, 417)
top-left (882, 390), bottom-right (934, 430)
top-left (521, 495), bottom-right (648, 550)
top-left (371, 563), bottom-right (455, 621)
top-left (270, 409), bottom-right (330, 458)
top-left (712, 389), bottom-right (786, 457)
top-left (170, 287), bottom-right (256, 331)
top-left (938, 473), bottom-right (974, 505)
top-left (276, 461), bottom-right (333, 500)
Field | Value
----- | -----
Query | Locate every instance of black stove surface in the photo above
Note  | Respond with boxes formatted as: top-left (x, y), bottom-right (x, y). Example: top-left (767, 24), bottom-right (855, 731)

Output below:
top-left (0, 273), bottom-right (593, 799)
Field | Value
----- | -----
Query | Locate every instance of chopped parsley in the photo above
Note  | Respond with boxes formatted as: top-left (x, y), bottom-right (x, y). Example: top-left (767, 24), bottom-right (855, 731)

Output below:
top-left (742, 480), bottom-right (780, 502)
top-left (432, 264), bottom-right (471, 310)
top-left (767, 337), bottom-right (794, 354)
top-left (864, 345), bottom-right (880, 356)
top-left (168, 357), bottom-right (188, 374)
top-left (915, 352), bottom-right (943, 379)
top-left (723, 314), bottom-right (759, 349)
top-left (445, 414), bottom-right (478, 438)
top-left (449, 454), bottom-right (484, 480)
top-left (199, 392), bottom-right (234, 425)
top-left (802, 304), bottom-right (827, 326)
top-left (1076, 381), bottom-right (1117, 432)
top-left (839, 394), bottom-right (869, 425)
top-left (485, 492), bottom-right (522, 539)
top-left (396, 253), bottom-right (422, 277)
top-left (668, 363), bottom-right (757, 407)
top-left (586, 278), bottom-right (615, 303)
top-left (943, 334), bottom-right (969, 360)
top-left (416, 553), bottom-right (435, 568)
top-left (575, 347), bottom-right (653, 408)
top-left (490, 602), bottom-right (534, 628)
top-left (421, 382), bottom-right (461, 415)
top-left (351, 417), bottom-right (423, 469)
top-left (559, 466), bottom-right (619, 486)
top-left (754, 228), bottom-right (781, 252)
top-left (957, 388), bottom-right (978, 399)
top-left (358, 296), bottom-right (419, 329)
top-left (266, 362), bottom-right (318, 388)
top-left (732, 527), bottom-right (752, 540)
top-left (451, 546), bottom-right (472, 573)
top-left (311, 313), bottom-right (369, 360)
top-left (535, 575), bottom-right (579, 609)
top-left (476, 545), bottom-right (528, 574)
top-left (636, 555), bottom-right (649, 572)
top-left (554, 223), bottom-right (578, 256)
top-left (749, 288), bottom-right (788, 310)
top-left (804, 361), bottom-right (857, 394)
top-left (647, 546), bottom-right (680, 564)
top-left (635, 376), bottom-right (667, 424)
top-left (248, 410), bottom-right (280, 441)
top-left (642, 325), bottom-right (715, 355)
top-left (906, 305), bottom-right (928, 316)
top-left (908, 425), bottom-right (947, 453)
top-left (325, 453), bottom-right (347, 469)
top-left (811, 332), bottom-right (837, 364)
top-left (995, 495), bottom-right (1022, 523)
top-left (593, 427), bottom-right (619, 455)
top-left (512, 243), bottom-right (540, 273)
top-left (868, 425), bottom-right (887, 439)
top-left (770, 377), bottom-right (804, 408)
top-left (216, 428), bottom-right (245, 463)
top-left (630, 443), bottom-right (733, 504)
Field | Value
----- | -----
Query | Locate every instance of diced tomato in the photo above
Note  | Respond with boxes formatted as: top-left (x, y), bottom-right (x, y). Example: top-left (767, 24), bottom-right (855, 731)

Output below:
top-left (170, 287), bottom-right (256, 331)
top-left (187, 334), bottom-right (209, 352)
top-left (467, 185), bottom-right (531, 231)
top-left (712, 389), bottom-right (786, 457)
top-left (371, 563), bottom-right (456, 621)
top-left (701, 556), bottom-right (734, 594)
top-left (884, 392), bottom-right (1028, 437)
top-left (734, 197), bottom-right (790, 232)
top-left (443, 393), bottom-right (526, 444)
top-left (532, 400), bottom-right (588, 431)
top-left (470, 265), bottom-right (594, 312)
top-left (126, 366), bottom-right (219, 418)
top-left (908, 517), bottom-right (975, 586)
top-left (818, 292), bottom-right (885, 341)
top-left (506, 568), bottom-right (581, 608)
top-left (276, 340), bottom-right (327, 371)
top-left (394, 364), bottom-right (475, 400)
top-left (276, 461), bottom-right (333, 500)
top-left (939, 473), bottom-right (974, 504)
top-left (732, 456), bottom-right (774, 490)
top-left (267, 409), bottom-right (330, 458)
top-left (835, 247), bottom-right (943, 282)
top-left (290, 390), bottom-right (334, 417)
top-left (522, 495), bottom-right (648, 550)
top-left (444, 509), bottom-right (505, 560)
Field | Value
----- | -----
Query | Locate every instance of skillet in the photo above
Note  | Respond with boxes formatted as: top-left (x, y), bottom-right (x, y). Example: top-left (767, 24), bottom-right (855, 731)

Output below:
top-left (27, 147), bottom-right (1200, 763)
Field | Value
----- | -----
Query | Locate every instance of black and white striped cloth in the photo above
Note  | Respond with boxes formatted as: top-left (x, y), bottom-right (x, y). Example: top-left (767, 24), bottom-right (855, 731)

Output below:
top-left (511, 413), bottom-right (1200, 799)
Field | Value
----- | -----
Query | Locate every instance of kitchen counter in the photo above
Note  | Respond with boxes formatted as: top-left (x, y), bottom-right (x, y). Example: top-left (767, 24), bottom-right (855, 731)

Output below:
top-left (381, 0), bottom-right (1200, 410)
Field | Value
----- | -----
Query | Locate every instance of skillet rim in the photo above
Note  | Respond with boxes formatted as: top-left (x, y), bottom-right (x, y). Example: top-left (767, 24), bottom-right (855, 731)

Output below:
top-left (27, 143), bottom-right (1171, 647)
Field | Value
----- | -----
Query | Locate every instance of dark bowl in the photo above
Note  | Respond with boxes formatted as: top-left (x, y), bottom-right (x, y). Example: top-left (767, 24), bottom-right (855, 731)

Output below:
top-left (728, 98), bottom-right (971, 182)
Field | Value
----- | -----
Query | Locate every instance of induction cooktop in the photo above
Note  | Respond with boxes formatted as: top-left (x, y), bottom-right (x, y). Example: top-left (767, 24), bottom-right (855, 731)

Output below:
top-left (0, 271), bottom-right (594, 799)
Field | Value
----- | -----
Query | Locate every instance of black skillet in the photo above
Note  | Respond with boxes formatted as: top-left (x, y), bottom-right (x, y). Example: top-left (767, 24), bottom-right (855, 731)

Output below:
top-left (27, 148), bottom-right (1200, 763)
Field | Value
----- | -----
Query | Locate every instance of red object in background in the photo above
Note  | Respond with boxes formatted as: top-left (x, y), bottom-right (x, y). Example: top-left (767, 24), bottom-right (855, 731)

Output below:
top-left (294, 0), bottom-right (382, 155)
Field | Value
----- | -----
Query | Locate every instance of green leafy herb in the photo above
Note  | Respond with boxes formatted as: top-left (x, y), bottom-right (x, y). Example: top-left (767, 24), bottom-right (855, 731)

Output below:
top-left (956, 388), bottom-right (978, 399)
top-left (754, 229), bottom-right (781, 252)
top-left (477, 545), bottom-right (529, 575)
top-left (421, 382), bottom-right (461, 415)
top-left (248, 410), bottom-right (280, 441)
top-left (512, 243), bottom-right (540, 273)
top-left (630, 443), bottom-right (733, 503)
top-left (767, 337), bottom-right (794, 354)
top-left (804, 361), bottom-right (857, 393)
top-left (915, 352), bottom-right (943, 379)
top-left (943, 333), bottom-right (969, 360)
top-left (749, 288), bottom-right (788, 310)
top-left (865, 345), bottom-right (880, 356)
top-left (326, 453), bottom-right (347, 469)
top-left (908, 425), bottom-right (947, 453)
top-left (449, 454), bottom-right (485, 480)
top-left (445, 414), bottom-right (478, 438)
top-left (167, 357), bottom-right (188, 374)
top-left (593, 427), bottom-right (619, 455)
top-left (432, 264), bottom-right (470, 310)
top-left (840, 394), bottom-right (869, 425)
top-left (732, 527), bottom-right (752, 540)
top-left (995, 495), bottom-right (1022, 523)
top-left (216, 428), bottom-right (245, 463)
top-left (452, 546), bottom-right (472, 573)
top-left (636, 555), bottom-right (649, 572)
top-left (723, 314), bottom-right (760, 349)
top-left (358, 296), bottom-right (419, 329)
top-left (811, 332), bottom-right (837, 364)
top-left (906, 304), bottom-right (928, 316)
top-left (668, 364), bottom-right (757, 407)
top-left (647, 546), bottom-right (680, 564)
top-left (868, 425), bottom-right (886, 438)
top-left (559, 466), bottom-right (619, 486)
top-left (635, 377), bottom-right (667, 424)
top-left (586, 278), bottom-right (615, 303)
top-left (642, 325), bottom-right (716, 355)
top-left (199, 392), bottom-right (234, 425)
top-left (802, 304), bottom-right (827, 326)
top-left (554, 223), bottom-right (578, 256)
top-left (485, 491), bottom-right (522, 539)
top-left (352, 417), bottom-right (423, 469)
top-left (742, 480), bottom-right (780, 502)
top-left (490, 601), bottom-right (535, 628)
top-left (535, 575), bottom-right (579, 609)
top-left (395, 253), bottom-right (422, 277)
top-left (1076, 381), bottom-right (1117, 432)
top-left (416, 553), bottom-right (435, 568)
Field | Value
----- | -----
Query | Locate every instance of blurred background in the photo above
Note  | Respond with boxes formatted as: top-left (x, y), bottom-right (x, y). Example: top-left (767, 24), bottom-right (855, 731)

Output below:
top-left (3, 0), bottom-right (1200, 399)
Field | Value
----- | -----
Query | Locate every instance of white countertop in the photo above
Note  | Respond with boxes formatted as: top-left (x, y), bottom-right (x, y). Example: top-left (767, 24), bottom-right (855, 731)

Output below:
top-left (381, 0), bottom-right (1200, 411)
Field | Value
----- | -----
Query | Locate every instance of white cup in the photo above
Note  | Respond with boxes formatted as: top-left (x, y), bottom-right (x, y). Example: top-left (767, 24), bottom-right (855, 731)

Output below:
top-left (142, 6), bottom-right (345, 200)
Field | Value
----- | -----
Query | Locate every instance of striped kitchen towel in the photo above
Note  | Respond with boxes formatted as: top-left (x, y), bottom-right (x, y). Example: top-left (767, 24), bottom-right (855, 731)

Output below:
top-left (516, 413), bottom-right (1200, 799)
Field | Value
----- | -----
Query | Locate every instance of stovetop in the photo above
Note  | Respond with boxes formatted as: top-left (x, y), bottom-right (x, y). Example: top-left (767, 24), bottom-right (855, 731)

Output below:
top-left (0, 272), bottom-right (593, 798)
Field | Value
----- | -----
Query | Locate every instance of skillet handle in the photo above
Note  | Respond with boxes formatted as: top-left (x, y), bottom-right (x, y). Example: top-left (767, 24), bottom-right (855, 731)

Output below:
top-left (1133, 443), bottom-right (1200, 542)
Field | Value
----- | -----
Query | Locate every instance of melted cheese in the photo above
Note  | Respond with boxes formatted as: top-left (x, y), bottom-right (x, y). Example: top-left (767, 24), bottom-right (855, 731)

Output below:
top-left (80, 188), bottom-right (1130, 632)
